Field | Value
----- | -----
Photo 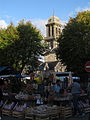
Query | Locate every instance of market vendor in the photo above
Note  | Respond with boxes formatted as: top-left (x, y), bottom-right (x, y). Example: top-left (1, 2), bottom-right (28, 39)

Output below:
top-left (52, 80), bottom-right (61, 97)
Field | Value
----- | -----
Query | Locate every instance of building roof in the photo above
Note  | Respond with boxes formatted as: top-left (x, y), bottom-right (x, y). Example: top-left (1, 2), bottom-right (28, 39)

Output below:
top-left (48, 16), bottom-right (60, 24)
top-left (39, 61), bottom-right (58, 71)
top-left (43, 48), bottom-right (57, 55)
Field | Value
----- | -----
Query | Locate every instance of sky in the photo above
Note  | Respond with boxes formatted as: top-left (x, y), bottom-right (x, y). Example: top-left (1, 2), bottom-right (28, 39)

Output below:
top-left (0, 0), bottom-right (90, 36)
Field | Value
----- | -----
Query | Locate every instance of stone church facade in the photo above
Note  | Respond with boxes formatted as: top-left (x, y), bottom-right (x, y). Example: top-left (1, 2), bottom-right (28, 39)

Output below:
top-left (42, 15), bottom-right (66, 72)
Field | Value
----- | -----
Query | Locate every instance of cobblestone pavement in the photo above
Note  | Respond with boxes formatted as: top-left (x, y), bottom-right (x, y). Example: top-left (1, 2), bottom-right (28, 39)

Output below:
top-left (1, 113), bottom-right (89, 120)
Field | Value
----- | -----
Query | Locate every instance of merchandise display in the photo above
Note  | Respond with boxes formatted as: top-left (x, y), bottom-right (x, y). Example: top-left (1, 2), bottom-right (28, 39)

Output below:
top-left (15, 92), bottom-right (29, 100)
top-left (25, 105), bottom-right (60, 119)
top-left (0, 79), bottom-right (90, 120)
top-left (0, 100), bottom-right (4, 107)
top-left (13, 102), bottom-right (27, 112)
top-left (2, 100), bottom-right (15, 110)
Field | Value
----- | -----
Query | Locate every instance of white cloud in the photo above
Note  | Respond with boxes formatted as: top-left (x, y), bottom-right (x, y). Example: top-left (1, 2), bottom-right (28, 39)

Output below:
top-left (5, 15), bottom-right (12, 19)
top-left (60, 20), bottom-right (67, 25)
top-left (0, 20), bottom-right (7, 29)
top-left (0, 18), bottom-right (66, 36)
top-left (31, 19), bottom-right (66, 36)
top-left (68, 12), bottom-right (75, 18)
top-left (75, 2), bottom-right (90, 14)
top-left (1, 15), bottom-right (66, 36)
top-left (67, 2), bottom-right (90, 19)
top-left (75, 7), bottom-right (90, 13)
top-left (31, 19), bottom-right (47, 37)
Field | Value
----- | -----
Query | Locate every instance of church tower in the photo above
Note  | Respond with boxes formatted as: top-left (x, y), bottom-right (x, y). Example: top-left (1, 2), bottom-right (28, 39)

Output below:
top-left (41, 15), bottom-right (66, 72)
top-left (45, 15), bottom-right (61, 49)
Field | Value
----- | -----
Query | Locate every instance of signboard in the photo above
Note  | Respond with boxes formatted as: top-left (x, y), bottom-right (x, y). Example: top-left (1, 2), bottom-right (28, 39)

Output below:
top-left (85, 61), bottom-right (90, 72)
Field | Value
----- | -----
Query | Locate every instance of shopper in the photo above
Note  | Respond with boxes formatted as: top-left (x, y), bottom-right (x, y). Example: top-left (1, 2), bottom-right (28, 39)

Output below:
top-left (0, 79), bottom-right (4, 120)
top-left (70, 79), bottom-right (83, 116)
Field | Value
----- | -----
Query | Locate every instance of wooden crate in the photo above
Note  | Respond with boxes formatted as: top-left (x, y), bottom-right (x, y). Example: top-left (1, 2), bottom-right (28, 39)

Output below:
top-left (25, 105), bottom-right (60, 120)
top-left (84, 106), bottom-right (90, 113)
top-left (48, 109), bottom-right (60, 120)
top-left (2, 109), bottom-right (12, 116)
top-left (25, 115), bottom-right (33, 120)
top-left (34, 114), bottom-right (49, 120)
top-left (34, 110), bottom-right (60, 120)
top-left (2, 100), bottom-right (15, 116)
top-left (25, 113), bottom-right (33, 120)
top-left (60, 106), bottom-right (72, 119)
top-left (12, 111), bottom-right (25, 118)
top-left (2, 100), bottom-right (16, 116)
top-left (49, 114), bottom-right (59, 120)
top-left (12, 101), bottom-right (27, 118)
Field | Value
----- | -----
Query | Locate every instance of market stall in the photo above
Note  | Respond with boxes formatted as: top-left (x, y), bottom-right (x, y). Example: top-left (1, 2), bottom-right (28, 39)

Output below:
top-left (0, 72), bottom-right (90, 120)
top-left (1, 92), bottom-right (90, 119)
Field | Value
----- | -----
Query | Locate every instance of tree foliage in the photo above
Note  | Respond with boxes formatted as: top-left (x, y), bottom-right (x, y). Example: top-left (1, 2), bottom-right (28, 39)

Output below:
top-left (0, 23), bottom-right (19, 66)
top-left (15, 20), bottom-right (44, 72)
top-left (0, 20), bottom-right (44, 73)
top-left (56, 11), bottom-right (90, 74)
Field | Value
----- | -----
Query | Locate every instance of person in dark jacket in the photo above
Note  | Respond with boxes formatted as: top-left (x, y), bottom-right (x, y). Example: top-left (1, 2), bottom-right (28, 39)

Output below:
top-left (0, 79), bottom-right (4, 120)
top-left (68, 79), bottom-right (84, 116)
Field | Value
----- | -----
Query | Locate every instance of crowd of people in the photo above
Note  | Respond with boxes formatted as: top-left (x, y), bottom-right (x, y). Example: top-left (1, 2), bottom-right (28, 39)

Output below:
top-left (26, 78), bottom-right (90, 117)
top-left (0, 77), bottom-right (90, 119)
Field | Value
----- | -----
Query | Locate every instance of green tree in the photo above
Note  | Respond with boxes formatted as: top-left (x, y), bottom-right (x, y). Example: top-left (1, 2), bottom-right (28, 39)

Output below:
top-left (0, 20), bottom-right (44, 73)
top-left (56, 11), bottom-right (90, 74)
top-left (0, 23), bottom-right (19, 66)
top-left (15, 20), bottom-right (44, 72)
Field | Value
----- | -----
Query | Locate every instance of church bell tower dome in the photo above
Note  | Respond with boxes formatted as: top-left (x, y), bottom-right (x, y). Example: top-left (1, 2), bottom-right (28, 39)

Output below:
top-left (45, 15), bottom-right (61, 49)
top-left (46, 15), bottom-right (61, 39)
top-left (48, 16), bottom-right (60, 25)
